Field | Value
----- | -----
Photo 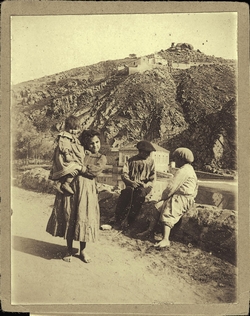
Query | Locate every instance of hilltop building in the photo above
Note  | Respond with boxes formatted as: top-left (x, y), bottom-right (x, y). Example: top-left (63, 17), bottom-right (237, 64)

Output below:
top-left (120, 52), bottom-right (213, 74)
top-left (117, 53), bottom-right (170, 76)
top-left (172, 62), bottom-right (191, 70)
top-left (117, 44), bottom-right (222, 75)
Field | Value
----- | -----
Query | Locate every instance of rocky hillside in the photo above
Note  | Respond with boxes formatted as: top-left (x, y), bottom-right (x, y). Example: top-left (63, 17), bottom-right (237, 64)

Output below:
top-left (164, 63), bottom-right (237, 171)
top-left (12, 44), bottom-right (237, 172)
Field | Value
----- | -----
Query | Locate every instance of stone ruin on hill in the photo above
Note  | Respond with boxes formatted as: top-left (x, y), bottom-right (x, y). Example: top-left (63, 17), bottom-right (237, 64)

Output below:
top-left (170, 42), bottom-right (194, 51)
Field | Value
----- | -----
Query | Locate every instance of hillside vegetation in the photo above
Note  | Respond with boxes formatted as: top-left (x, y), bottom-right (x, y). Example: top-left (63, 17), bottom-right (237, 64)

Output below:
top-left (12, 44), bottom-right (237, 173)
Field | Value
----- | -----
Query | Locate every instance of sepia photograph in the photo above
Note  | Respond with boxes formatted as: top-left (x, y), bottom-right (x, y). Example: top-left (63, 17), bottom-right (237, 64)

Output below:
top-left (1, 1), bottom-right (249, 315)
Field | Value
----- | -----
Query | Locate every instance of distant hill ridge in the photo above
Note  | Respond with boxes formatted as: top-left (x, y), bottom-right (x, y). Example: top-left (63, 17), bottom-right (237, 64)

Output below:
top-left (12, 44), bottom-right (237, 174)
top-left (14, 42), bottom-right (234, 87)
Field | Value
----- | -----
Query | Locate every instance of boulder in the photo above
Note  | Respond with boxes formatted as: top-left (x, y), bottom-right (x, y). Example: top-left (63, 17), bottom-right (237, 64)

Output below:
top-left (181, 43), bottom-right (194, 50)
top-left (170, 205), bottom-right (236, 265)
top-left (175, 43), bottom-right (194, 50)
top-left (19, 168), bottom-right (56, 194)
top-left (105, 197), bottom-right (236, 265)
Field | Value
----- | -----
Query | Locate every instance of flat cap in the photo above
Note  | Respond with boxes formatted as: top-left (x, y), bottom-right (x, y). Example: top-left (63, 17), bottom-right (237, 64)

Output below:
top-left (173, 147), bottom-right (194, 163)
top-left (136, 140), bottom-right (156, 152)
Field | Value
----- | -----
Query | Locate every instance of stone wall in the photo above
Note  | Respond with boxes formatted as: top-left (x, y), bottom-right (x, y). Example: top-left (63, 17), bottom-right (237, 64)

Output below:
top-left (16, 168), bottom-right (237, 265)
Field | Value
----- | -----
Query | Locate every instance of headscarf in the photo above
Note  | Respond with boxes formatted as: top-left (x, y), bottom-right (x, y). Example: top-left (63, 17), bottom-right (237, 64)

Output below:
top-left (173, 147), bottom-right (194, 163)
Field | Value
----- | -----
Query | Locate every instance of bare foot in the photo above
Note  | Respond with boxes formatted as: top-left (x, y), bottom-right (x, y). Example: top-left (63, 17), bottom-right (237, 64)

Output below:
top-left (154, 239), bottom-right (171, 249)
top-left (62, 252), bottom-right (72, 262)
top-left (80, 251), bottom-right (91, 263)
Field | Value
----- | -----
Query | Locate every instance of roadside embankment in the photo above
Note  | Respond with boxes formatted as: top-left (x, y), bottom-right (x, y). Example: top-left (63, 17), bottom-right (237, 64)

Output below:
top-left (15, 167), bottom-right (237, 265)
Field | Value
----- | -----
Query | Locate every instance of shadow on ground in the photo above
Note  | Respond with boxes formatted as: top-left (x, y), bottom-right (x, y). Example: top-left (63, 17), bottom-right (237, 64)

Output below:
top-left (12, 235), bottom-right (78, 260)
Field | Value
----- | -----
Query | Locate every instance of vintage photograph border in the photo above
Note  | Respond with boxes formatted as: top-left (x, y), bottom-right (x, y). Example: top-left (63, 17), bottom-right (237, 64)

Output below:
top-left (1, 1), bottom-right (249, 315)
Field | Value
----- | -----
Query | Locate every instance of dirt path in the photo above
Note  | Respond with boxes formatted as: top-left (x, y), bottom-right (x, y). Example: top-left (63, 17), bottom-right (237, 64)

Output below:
top-left (11, 187), bottom-right (236, 305)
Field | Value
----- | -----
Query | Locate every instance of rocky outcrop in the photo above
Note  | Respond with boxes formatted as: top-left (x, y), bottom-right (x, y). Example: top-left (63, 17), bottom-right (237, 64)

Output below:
top-left (124, 200), bottom-right (236, 265)
top-left (16, 167), bottom-right (237, 265)
top-left (176, 64), bottom-right (236, 124)
top-left (162, 64), bottom-right (236, 171)
top-left (161, 45), bottom-right (234, 64)
top-left (90, 68), bottom-right (187, 146)
top-left (175, 43), bottom-right (194, 50)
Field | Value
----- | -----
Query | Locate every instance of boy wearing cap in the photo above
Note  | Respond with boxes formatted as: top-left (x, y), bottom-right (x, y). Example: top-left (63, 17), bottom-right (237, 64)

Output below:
top-left (114, 140), bottom-right (156, 228)
top-left (154, 147), bottom-right (198, 249)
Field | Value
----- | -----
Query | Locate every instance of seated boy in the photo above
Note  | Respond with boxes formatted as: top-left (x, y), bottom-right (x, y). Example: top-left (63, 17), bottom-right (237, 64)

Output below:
top-left (113, 140), bottom-right (156, 228)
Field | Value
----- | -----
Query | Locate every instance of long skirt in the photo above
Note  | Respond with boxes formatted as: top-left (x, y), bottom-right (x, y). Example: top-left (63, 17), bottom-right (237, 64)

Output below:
top-left (46, 175), bottom-right (100, 242)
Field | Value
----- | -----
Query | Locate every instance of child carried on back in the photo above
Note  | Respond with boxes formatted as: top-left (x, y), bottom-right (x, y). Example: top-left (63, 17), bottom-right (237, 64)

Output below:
top-left (49, 115), bottom-right (85, 195)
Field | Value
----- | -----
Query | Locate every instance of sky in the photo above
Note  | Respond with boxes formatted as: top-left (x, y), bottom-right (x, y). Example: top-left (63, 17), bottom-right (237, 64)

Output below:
top-left (11, 12), bottom-right (237, 85)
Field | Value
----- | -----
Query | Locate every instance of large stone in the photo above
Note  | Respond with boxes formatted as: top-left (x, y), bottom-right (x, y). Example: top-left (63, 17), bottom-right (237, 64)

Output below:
top-left (19, 167), bottom-right (56, 194)
top-left (97, 190), bottom-right (236, 264)
top-left (170, 205), bottom-right (237, 265)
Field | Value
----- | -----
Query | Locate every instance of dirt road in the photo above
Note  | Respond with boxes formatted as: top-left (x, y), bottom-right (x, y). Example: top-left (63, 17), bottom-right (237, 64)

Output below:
top-left (11, 187), bottom-right (236, 305)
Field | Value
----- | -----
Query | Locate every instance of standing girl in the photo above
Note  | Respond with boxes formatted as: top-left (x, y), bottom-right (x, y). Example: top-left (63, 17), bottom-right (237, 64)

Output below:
top-left (154, 147), bottom-right (198, 249)
top-left (46, 129), bottom-right (107, 263)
